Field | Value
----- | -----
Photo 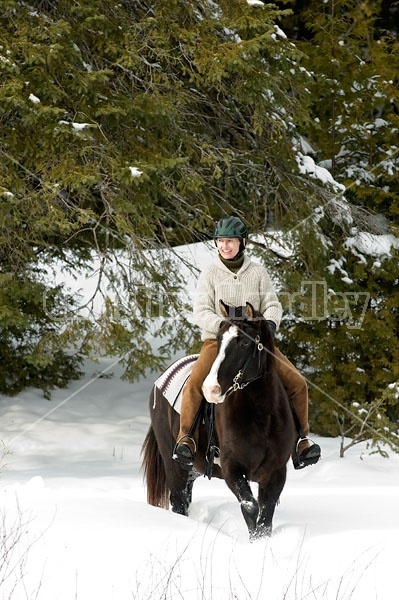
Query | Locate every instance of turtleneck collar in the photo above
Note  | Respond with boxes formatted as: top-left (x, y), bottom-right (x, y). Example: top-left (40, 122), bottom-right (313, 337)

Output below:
top-left (218, 252), bottom-right (245, 273)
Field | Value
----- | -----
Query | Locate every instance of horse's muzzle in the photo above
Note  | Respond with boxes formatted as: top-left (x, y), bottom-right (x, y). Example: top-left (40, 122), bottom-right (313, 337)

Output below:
top-left (202, 382), bottom-right (225, 404)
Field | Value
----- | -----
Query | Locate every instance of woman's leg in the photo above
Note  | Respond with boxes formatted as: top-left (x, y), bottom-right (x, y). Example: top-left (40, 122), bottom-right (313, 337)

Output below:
top-left (173, 339), bottom-right (218, 468)
top-left (274, 348), bottom-right (321, 469)
top-left (274, 348), bottom-right (309, 434)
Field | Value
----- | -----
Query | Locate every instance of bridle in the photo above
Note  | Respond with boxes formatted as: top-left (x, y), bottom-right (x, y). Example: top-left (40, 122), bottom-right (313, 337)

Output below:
top-left (225, 332), bottom-right (266, 397)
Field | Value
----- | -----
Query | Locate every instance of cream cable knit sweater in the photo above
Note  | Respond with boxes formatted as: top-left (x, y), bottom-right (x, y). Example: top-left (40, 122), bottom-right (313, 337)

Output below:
top-left (193, 255), bottom-right (283, 341)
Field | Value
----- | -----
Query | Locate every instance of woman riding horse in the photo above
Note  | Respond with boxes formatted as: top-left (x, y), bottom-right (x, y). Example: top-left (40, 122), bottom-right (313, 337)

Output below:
top-left (173, 215), bottom-right (321, 470)
top-left (143, 300), bottom-right (297, 538)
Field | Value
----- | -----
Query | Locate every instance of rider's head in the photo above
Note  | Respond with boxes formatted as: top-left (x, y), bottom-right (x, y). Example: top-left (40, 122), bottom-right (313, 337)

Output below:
top-left (213, 216), bottom-right (248, 259)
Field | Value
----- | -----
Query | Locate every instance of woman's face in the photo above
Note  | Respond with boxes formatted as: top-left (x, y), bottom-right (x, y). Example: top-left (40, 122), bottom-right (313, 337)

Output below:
top-left (216, 237), bottom-right (241, 260)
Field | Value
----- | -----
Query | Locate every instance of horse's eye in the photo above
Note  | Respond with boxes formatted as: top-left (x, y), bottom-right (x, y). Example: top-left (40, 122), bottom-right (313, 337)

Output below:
top-left (240, 339), bottom-right (250, 348)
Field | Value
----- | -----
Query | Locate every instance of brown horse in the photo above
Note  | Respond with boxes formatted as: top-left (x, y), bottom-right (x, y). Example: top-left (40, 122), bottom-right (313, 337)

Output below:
top-left (142, 301), bottom-right (296, 540)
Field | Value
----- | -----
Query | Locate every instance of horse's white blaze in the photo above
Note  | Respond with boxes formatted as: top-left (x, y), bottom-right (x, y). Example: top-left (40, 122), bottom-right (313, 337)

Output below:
top-left (202, 326), bottom-right (238, 404)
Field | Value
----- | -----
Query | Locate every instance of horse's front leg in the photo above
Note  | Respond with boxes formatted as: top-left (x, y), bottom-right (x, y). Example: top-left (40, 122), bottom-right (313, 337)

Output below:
top-left (256, 467), bottom-right (287, 538)
top-left (169, 469), bottom-right (197, 516)
top-left (229, 474), bottom-right (259, 538)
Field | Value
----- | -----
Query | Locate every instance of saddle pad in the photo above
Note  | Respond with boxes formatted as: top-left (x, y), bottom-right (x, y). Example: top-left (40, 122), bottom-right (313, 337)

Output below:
top-left (154, 354), bottom-right (199, 413)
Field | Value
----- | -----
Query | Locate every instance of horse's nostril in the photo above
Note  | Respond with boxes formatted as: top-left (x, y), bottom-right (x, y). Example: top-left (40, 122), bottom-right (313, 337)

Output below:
top-left (211, 385), bottom-right (221, 396)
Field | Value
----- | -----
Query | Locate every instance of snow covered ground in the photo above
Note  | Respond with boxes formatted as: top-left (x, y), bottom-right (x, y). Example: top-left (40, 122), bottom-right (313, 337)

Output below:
top-left (1, 355), bottom-right (398, 600)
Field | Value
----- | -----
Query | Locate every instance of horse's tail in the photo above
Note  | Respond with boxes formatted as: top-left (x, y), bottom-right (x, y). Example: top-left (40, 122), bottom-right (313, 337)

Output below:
top-left (141, 426), bottom-right (170, 510)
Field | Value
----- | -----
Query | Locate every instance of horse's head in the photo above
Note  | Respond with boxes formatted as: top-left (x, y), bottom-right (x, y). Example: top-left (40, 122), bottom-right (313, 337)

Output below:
top-left (202, 300), bottom-right (274, 404)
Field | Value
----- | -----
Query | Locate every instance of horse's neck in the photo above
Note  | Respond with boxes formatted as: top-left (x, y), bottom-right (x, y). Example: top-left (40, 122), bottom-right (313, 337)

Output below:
top-left (253, 371), bottom-right (280, 412)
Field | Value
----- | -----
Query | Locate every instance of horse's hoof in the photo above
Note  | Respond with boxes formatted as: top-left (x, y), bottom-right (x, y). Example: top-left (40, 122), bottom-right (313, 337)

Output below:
top-left (250, 525), bottom-right (272, 542)
top-left (293, 443), bottom-right (321, 470)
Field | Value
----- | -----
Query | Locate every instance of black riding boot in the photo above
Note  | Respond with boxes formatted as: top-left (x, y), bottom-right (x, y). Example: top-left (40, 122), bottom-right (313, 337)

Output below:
top-left (293, 439), bottom-right (321, 470)
top-left (173, 436), bottom-right (196, 471)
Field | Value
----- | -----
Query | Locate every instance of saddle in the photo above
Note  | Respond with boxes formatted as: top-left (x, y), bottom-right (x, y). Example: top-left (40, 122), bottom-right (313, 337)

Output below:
top-left (155, 354), bottom-right (219, 478)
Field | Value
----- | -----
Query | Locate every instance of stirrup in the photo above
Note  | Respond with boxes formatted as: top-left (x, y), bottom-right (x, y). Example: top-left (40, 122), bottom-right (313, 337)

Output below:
top-left (293, 437), bottom-right (321, 470)
top-left (172, 435), bottom-right (197, 471)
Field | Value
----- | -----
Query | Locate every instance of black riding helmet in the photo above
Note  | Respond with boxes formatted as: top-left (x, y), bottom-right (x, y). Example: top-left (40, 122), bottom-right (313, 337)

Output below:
top-left (213, 216), bottom-right (248, 253)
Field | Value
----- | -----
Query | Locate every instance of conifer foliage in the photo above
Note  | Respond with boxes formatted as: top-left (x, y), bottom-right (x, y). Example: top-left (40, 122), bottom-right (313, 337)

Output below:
top-left (274, 0), bottom-right (399, 453)
top-left (0, 0), bottom-right (323, 395)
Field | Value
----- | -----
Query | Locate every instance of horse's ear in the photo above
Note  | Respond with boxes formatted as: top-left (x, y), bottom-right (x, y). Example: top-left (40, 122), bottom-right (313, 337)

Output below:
top-left (219, 300), bottom-right (229, 317)
top-left (245, 302), bottom-right (256, 320)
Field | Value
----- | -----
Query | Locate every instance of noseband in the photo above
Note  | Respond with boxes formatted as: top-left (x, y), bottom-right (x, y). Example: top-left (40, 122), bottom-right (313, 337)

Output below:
top-left (226, 333), bottom-right (265, 396)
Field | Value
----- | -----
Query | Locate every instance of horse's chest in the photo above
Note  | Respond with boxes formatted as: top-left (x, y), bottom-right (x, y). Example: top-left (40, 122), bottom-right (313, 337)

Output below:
top-left (218, 403), bottom-right (272, 439)
top-left (216, 406), bottom-right (286, 471)
top-left (218, 413), bottom-right (271, 458)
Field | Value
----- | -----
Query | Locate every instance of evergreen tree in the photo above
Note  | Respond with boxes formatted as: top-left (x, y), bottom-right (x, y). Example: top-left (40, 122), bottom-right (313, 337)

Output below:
top-left (303, 0), bottom-right (399, 216)
top-left (277, 208), bottom-right (399, 453)
top-left (276, 0), bottom-right (399, 220)
top-left (262, 0), bottom-right (399, 454)
top-left (0, 0), bottom-right (327, 393)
